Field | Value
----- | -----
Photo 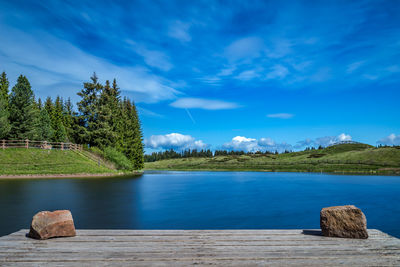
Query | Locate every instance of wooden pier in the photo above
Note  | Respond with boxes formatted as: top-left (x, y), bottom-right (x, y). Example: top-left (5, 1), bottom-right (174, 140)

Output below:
top-left (1, 229), bottom-right (399, 266)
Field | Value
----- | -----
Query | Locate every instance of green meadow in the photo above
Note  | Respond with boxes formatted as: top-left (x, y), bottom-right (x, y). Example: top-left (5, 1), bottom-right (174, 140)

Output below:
top-left (145, 143), bottom-right (400, 175)
top-left (0, 148), bottom-right (116, 175)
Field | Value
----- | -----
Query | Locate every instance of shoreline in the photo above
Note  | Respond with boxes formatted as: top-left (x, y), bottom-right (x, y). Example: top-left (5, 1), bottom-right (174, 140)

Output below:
top-left (144, 168), bottom-right (400, 176)
top-left (0, 171), bottom-right (143, 179)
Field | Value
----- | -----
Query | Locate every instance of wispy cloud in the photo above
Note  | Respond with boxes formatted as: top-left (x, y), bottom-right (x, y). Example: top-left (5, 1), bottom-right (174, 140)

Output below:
top-left (235, 70), bottom-right (260, 81)
top-left (170, 98), bottom-right (240, 110)
top-left (267, 113), bottom-right (294, 119)
top-left (126, 41), bottom-right (173, 71)
top-left (167, 20), bottom-right (191, 42)
top-left (0, 24), bottom-right (179, 103)
top-left (137, 107), bottom-right (164, 118)
top-left (225, 37), bottom-right (264, 62)
top-left (265, 65), bottom-right (289, 80)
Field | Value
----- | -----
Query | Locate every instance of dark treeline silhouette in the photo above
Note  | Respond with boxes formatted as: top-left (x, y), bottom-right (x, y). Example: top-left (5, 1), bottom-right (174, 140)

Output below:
top-left (0, 71), bottom-right (144, 169)
top-left (145, 143), bottom-right (400, 163)
top-left (144, 149), bottom-right (293, 162)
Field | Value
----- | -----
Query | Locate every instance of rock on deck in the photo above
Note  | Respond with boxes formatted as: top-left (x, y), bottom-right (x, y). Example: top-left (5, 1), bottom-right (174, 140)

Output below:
top-left (1, 229), bottom-right (399, 266)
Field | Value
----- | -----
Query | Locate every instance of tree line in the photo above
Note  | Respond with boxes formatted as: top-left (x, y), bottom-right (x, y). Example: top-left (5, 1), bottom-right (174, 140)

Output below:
top-left (144, 149), bottom-right (291, 162)
top-left (0, 72), bottom-right (144, 169)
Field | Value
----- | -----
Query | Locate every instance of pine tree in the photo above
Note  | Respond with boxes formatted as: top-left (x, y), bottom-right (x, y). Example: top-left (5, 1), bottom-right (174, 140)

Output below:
top-left (0, 93), bottom-right (10, 138)
top-left (44, 97), bottom-right (54, 116)
top-left (37, 98), bottom-right (43, 110)
top-left (0, 72), bottom-right (9, 107)
top-left (120, 98), bottom-right (144, 169)
top-left (0, 72), bottom-right (10, 138)
top-left (130, 100), bottom-right (144, 169)
top-left (52, 96), bottom-right (67, 142)
top-left (37, 107), bottom-right (54, 141)
top-left (63, 97), bottom-right (75, 142)
top-left (9, 75), bottom-right (39, 140)
top-left (77, 73), bottom-right (102, 145)
top-left (93, 80), bottom-right (118, 148)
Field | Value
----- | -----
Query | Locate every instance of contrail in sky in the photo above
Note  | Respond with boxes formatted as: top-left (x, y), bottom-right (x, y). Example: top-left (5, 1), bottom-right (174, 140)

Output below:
top-left (185, 108), bottom-right (196, 124)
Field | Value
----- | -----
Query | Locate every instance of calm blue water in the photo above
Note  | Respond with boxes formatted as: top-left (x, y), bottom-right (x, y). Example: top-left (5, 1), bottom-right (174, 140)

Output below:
top-left (0, 171), bottom-right (399, 237)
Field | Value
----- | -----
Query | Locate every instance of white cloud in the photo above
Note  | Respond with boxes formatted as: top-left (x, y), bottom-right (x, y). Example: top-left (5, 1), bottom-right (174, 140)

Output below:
top-left (167, 20), bottom-right (191, 42)
top-left (145, 133), bottom-right (208, 150)
top-left (267, 113), bottom-right (294, 119)
top-left (377, 134), bottom-right (400, 146)
top-left (170, 97), bottom-right (240, 110)
top-left (0, 24), bottom-right (179, 103)
top-left (338, 133), bottom-right (352, 142)
top-left (296, 133), bottom-right (352, 148)
top-left (222, 136), bottom-right (259, 152)
top-left (222, 136), bottom-right (292, 153)
top-left (258, 137), bottom-right (275, 146)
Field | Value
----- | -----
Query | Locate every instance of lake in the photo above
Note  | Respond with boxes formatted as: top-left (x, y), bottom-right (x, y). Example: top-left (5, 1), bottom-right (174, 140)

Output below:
top-left (0, 171), bottom-right (399, 238)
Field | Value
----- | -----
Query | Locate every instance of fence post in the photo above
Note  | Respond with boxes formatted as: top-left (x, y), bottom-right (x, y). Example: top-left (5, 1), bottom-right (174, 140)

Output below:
top-left (61, 142), bottom-right (64, 151)
top-left (2, 139), bottom-right (5, 149)
top-left (25, 139), bottom-right (29, 149)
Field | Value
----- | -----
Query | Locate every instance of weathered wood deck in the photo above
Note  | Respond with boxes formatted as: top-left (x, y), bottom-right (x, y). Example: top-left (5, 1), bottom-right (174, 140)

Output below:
top-left (1, 229), bottom-right (399, 266)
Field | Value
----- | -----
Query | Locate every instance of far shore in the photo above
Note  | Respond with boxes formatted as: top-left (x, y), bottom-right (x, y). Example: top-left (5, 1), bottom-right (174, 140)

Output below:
top-left (0, 172), bottom-right (142, 179)
top-left (144, 168), bottom-right (400, 176)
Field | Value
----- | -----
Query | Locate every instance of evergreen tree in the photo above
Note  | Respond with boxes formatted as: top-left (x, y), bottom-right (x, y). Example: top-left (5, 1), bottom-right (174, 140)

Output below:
top-left (0, 72), bottom-right (9, 107)
top-left (9, 75), bottom-right (39, 139)
top-left (37, 107), bottom-right (54, 141)
top-left (93, 80), bottom-right (118, 148)
top-left (77, 73), bottom-right (102, 145)
top-left (1, 71), bottom-right (146, 170)
top-left (0, 72), bottom-right (10, 138)
top-left (63, 97), bottom-right (75, 142)
top-left (52, 96), bottom-right (67, 142)
top-left (120, 98), bottom-right (144, 169)
top-left (44, 97), bottom-right (54, 117)
top-left (0, 93), bottom-right (10, 138)
top-left (37, 98), bottom-right (43, 110)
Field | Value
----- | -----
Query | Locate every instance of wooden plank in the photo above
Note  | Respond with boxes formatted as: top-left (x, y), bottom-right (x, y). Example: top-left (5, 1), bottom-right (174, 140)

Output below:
top-left (3, 229), bottom-right (389, 237)
top-left (0, 229), bottom-right (399, 266)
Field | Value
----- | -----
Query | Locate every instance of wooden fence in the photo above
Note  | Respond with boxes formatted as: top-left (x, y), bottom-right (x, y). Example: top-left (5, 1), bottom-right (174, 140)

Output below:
top-left (1, 140), bottom-right (83, 151)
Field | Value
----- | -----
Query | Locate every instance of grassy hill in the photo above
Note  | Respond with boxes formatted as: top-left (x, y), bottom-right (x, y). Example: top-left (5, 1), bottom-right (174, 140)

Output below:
top-left (145, 143), bottom-right (400, 175)
top-left (0, 148), bottom-right (118, 176)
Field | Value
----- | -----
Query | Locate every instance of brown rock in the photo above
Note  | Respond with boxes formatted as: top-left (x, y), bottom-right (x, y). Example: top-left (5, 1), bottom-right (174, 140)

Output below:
top-left (320, 205), bottom-right (368, 239)
top-left (28, 210), bottom-right (76, 240)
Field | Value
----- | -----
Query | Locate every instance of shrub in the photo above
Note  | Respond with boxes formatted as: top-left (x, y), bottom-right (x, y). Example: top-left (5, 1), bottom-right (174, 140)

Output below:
top-left (88, 146), bottom-right (104, 157)
top-left (103, 147), bottom-right (133, 171)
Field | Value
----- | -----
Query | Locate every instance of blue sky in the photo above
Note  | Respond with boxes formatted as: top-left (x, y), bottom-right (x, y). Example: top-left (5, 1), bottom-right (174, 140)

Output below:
top-left (1, 0), bottom-right (399, 152)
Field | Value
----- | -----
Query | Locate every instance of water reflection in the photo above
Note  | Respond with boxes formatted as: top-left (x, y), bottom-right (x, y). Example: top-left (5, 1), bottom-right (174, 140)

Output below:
top-left (0, 171), bottom-right (399, 238)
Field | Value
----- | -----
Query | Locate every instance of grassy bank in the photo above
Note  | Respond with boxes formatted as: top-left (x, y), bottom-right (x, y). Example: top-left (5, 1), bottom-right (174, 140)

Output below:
top-left (0, 148), bottom-right (118, 175)
top-left (145, 143), bottom-right (400, 175)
